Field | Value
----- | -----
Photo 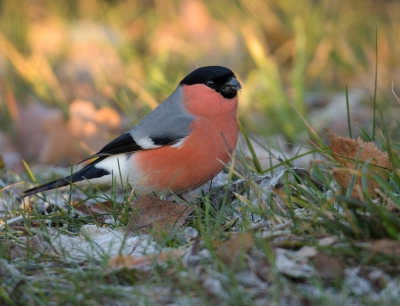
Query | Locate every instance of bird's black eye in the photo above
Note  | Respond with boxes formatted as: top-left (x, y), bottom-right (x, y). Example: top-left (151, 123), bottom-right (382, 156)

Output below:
top-left (205, 80), bottom-right (214, 88)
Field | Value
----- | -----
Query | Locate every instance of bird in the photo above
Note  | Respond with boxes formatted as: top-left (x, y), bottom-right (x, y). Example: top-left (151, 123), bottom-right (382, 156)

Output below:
top-left (23, 66), bottom-right (241, 197)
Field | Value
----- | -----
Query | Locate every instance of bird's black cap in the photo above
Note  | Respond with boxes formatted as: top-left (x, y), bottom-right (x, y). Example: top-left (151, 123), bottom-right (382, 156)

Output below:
top-left (180, 66), bottom-right (241, 99)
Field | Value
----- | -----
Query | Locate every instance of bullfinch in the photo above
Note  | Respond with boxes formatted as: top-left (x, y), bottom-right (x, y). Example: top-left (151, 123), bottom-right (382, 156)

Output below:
top-left (23, 66), bottom-right (241, 197)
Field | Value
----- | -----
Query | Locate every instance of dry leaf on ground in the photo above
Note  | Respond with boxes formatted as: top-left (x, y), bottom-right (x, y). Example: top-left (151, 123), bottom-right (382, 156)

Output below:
top-left (74, 201), bottom-right (115, 223)
top-left (107, 249), bottom-right (185, 272)
top-left (311, 252), bottom-right (343, 280)
top-left (7, 233), bottom-right (53, 260)
top-left (127, 196), bottom-right (194, 236)
top-left (367, 239), bottom-right (400, 257)
top-left (326, 129), bottom-right (391, 200)
top-left (215, 232), bottom-right (254, 267)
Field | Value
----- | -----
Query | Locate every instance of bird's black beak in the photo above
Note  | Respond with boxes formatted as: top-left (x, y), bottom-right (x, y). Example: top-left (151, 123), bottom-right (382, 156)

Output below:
top-left (220, 76), bottom-right (242, 98)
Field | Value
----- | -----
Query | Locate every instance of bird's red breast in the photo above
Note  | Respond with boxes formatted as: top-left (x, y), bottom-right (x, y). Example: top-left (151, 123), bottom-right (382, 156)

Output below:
top-left (134, 84), bottom-right (238, 193)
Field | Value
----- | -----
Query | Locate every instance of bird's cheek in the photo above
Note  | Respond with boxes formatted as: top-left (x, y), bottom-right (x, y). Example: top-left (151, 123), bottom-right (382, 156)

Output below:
top-left (182, 84), bottom-right (237, 117)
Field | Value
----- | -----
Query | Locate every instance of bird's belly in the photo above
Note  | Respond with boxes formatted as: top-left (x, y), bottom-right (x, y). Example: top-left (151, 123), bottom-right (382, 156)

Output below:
top-left (133, 118), bottom-right (238, 194)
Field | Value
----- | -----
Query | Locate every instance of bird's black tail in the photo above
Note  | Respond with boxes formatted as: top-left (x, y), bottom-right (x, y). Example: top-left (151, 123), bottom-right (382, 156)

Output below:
top-left (23, 156), bottom-right (109, 197)
top-left (23, 177), bottom-right (74, 197)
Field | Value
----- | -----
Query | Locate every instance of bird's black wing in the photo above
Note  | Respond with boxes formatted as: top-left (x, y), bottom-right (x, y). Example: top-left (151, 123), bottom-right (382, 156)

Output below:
top-left (79, 87), bottom-right (194, 164)
top-left (78, 131), bottom-right (185, 164)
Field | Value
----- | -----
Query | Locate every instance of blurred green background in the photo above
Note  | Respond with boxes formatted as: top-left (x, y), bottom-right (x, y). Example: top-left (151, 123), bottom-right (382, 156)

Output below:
top-left (0, 0), bottom-right (399, 168)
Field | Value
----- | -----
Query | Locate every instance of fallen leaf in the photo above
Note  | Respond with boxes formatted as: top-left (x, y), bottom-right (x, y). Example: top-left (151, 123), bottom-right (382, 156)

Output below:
top-left (367, 239), bottom-right (400, 257)
top-left (107, 249), bottom-right (185, 272)
top-left (7, 233), bottom-right (54, 260)
top-left (215, 232), bottom-right (254, 267)
top-left (311, 252), bottom-right (343, 280)
top-left (127, 196), bottom-right (194, 236)
top-left (326, 129), bottom-right (391, 200)
top-left (74, 201), bottom-right (115, 223)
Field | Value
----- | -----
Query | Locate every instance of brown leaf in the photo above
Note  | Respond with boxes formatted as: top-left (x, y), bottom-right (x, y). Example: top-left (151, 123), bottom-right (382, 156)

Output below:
top-left (107, 249), bottom-right (185, 272)
top-left (311, 252), bottom-right (343, 280)
top-left (326, 129), bottom-right (391, 200)
top-left (367, 239), bottom-right (400, 257)
top-left (215, 232), bottom-right (254, 267)
top-left (74, 201), bottom-right (115, 223)
top-left (127, 196), bottom-right (194, 236)
top-left (7, 234), bottom-right (54, 260)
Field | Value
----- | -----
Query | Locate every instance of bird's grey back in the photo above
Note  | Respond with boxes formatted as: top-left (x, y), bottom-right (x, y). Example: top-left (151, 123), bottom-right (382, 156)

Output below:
top-left (129, 85), bottom-right (194, 142)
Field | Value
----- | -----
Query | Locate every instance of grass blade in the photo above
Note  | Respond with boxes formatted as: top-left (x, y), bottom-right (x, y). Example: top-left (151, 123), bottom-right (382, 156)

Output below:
top-left (239, 121), bottom-right (262, 174)
top-left (345, 85), bottom-right (352, 138)
top-left (355, 121), bottom-right (372, 142)
top-left (346, 145), bottom-right (363, 198)
top-left (22, 160), bottom-right (38, 185)
top-left (372, 25), bottom-right (378, 140)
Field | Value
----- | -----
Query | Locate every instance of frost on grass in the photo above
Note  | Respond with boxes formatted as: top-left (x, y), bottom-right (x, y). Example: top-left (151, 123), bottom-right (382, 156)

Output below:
top-left (2, 163), bottom-right (400, 304)
top-left (8, 224), bottom-right (161, 260)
